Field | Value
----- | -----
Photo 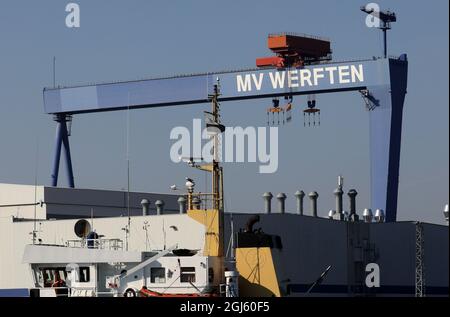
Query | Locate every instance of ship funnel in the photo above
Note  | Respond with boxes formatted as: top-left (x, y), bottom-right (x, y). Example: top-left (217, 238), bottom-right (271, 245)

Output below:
top-left (178, 196), bottom-right (186, 214)
top-left (444, 204), bottom-right (449, 224)
top-left (348, 189), bottom-right (359, 221)
top-left (141, 199), bottom-right (150, 216)
top-left (363, 208), bottom-right (373, 223)
top-left (374, 209), bottom-right (385, 223)
top-left (277, 193), bottom-right (287, 214)
top-left (308, 191), bottom-right (319, 217)
top-left (294, 190), bottom-right (305, 215)
top-left (155, 200), bottom-right (165, 215)
top-left (263, 192), bottom-right (273, 214)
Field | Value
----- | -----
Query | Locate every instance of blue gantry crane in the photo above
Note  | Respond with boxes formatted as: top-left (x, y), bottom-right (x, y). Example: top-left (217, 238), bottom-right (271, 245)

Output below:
top-left (42, 25), bottom-right (407, 223)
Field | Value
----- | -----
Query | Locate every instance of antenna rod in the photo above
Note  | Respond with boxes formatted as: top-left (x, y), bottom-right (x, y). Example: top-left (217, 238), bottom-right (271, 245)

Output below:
top-left (126, 93), bottom-right (131, 251)
top-left (230, 213), bottom-right (235, 264)
top-left (53, 56), bottom-right (56, 88)
top-left (33, 138), bottom-right (39, 245)
top-left (91, 208), bottom-right (94, 231)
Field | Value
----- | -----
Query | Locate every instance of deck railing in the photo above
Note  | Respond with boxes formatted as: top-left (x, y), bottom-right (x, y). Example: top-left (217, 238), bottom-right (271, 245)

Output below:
top-left (188, 193), bottom-right (221, 211)
top-left (66, 238), bottom-right (123, 250)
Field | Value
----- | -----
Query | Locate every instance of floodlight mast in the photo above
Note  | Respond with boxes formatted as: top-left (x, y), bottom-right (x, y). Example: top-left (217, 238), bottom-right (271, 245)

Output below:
top-left (360, 5), bottom-right (397, 58)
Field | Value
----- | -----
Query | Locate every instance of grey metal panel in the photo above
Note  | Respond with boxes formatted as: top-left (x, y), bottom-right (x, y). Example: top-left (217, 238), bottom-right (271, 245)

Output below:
top-left (224, 214), bottom-right (349, 293)
top-left (43, 186), bottom-right (180, 218)
top-left (423, 223), bottom-right (449, 287)
top-left (224, 213), bottom-right (448, 296)
top-left (22, 244), bottom-right (142, 264)
top-left (361, 222), bottom-right (415, 287)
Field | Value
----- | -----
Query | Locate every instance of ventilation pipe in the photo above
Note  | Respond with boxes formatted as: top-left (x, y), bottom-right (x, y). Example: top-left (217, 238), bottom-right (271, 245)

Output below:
top-left (155, 200), bottom-right (165, 215)
top-left (374, 209), bottom-right (385, 223)
top-left (263, 192), bottom-right (273, 214)
top-left (343, 211), bottom-right (349, 221)
top-left (348, 189), bottom-right (359, 221)
top-left (308, 191), bottom-right (319, 217)
top-left (363, 208), bottom-right (373, 223)
top-left (245, 215), bottom-right (260, 233)
top-left (328, 209), bottom-right (336, 219)
top-left (294, 190), bottom-right (305, 215)
top-left (334, 187), bottom-right (344, 220)
top-left (444, 204), bottom-right (449, 224)
top-left (141, 199), bottom-right (150, 216)
top-left (178, 196), bottom-right (186, 214)
top-left (277, 193), bottom-right (287, 214)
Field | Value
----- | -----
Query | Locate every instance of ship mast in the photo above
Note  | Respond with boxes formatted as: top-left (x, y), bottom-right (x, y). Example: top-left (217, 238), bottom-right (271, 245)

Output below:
top-left (207, 79), bottom-right (225, 256)
top-left (185, 78), bottom-right (225, 258)
top-left (209, 80), bottom-right (224, 212)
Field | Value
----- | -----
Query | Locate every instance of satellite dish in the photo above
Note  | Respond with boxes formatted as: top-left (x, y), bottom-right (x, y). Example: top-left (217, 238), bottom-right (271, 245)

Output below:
top-left (74, 219), bottom-right (91, 238)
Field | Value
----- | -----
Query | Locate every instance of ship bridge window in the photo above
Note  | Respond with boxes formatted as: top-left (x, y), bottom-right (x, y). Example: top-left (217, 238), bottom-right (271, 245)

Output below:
top-left (41, 269), bottom-right (53, 287)
top-left (38, 267), bottom-right (68, 288)
top-left (150, 268), bottom-right (166, 283)
top-left (180, 267), bottom-right (196, 283)
top-left (79, 267), bottom-right (90, 283)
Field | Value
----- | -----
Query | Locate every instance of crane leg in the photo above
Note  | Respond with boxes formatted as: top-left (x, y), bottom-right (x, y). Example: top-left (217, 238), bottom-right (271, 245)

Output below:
top-left (368, 56), bottom-right (408, 222)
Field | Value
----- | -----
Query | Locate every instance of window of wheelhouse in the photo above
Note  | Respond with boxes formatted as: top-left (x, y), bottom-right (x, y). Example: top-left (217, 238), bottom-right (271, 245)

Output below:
top-left (79, 267), bottom-right (90, 282)
top-left (180, 267), bottom-right (196, 283)
top-left (150, 268), bottom-right (166, 283)
top-left (38, 267), bottom-right (68, 287)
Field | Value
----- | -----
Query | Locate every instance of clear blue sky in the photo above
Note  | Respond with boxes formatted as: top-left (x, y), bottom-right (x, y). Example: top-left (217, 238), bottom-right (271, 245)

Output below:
top-left (0, 0), bottom-right (448, 223)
